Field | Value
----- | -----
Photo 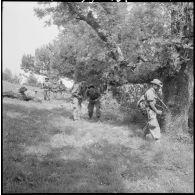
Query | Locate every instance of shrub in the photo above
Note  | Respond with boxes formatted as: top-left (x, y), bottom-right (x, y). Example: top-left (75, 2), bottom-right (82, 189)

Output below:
top-left (12, 75), bottom-right (20, 84)
top-left (27, 74), bottom-right (38, 87)
top-left (3, 68), bottom-right (13, 82)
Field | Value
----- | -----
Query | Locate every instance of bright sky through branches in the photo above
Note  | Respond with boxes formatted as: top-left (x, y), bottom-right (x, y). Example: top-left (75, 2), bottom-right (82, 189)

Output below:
top-left (2, 2), bottom-right (59, 75)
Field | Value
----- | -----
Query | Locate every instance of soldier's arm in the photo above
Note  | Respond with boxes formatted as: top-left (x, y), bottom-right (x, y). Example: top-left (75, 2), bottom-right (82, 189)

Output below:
top-left (145, 89), bottom-right (162, 114)
top-left (84, 89), bottom-right (89, 101)
top-left (94, 90), bottom-right (101, 102)
top-left (149, 101), bottom-right (162, 115)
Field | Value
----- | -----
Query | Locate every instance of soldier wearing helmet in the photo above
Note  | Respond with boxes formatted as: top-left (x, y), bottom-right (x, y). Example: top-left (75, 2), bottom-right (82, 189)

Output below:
top-left (42, 77), bottom-right (51, 101)
top-left (3, 86), bottom-right (40, 102)
top-left (143, 79), bottom-right (164, 141)
top-left (85, 84), bottom-right (101, 121)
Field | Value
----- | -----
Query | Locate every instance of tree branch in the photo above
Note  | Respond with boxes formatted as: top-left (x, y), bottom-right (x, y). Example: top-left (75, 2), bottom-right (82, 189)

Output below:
top-left (65, 2), bottom-right (124, 64)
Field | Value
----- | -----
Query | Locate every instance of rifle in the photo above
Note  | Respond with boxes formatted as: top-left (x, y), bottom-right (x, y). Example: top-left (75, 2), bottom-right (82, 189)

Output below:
top-left (142, 122), bottom-right (149, 132)
top-left (155, 94), bottom-right (169, 111)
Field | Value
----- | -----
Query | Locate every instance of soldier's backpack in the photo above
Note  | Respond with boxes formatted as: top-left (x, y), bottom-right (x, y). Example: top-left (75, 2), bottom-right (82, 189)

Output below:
top-left (137, 93), bottom-right (148, 116)
top-left (71, 83), bottom-right (82, 99)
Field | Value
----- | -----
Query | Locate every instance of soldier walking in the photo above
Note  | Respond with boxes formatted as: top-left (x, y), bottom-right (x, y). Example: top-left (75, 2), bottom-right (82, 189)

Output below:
top-left (143, 79), bottom-right (164, 141)
top-left (71, 81), bottom-right (87, 121)
top-left (51, 79), bottom-right (59, 99)
top-left (42, 77), bottom-right (51, 101)
top-left (58, 80), bottom-right (67, 96)
top-left (85, 84), bottom-right (101, 121)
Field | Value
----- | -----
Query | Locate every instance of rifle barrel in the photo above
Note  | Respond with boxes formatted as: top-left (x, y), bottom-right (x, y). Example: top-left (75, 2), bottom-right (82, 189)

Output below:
top-left (156, 95), bottom-right (169, 110)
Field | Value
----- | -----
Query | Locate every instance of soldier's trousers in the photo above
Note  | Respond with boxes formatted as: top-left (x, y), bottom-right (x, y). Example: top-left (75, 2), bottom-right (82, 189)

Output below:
top-left (44, 90), bottom-right (50, 101)
top-left (144, 107), bottom-right (161, 139)
top-left (72, 97), bottom-right (82, 120)
top-left (88, 100), bottom-right (101, 119)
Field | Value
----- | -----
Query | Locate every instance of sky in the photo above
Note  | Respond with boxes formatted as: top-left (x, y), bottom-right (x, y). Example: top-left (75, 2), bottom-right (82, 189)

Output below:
top-left (2, 2), bottom-right (59, 75)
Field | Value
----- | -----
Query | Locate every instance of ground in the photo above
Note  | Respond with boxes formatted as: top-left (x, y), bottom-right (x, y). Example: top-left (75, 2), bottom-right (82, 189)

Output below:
top-left (2, 81), bottom-right (194, 193)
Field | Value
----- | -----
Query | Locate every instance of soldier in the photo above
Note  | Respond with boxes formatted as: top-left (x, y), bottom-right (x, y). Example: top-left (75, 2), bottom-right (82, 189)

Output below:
top-left (143, 79), bottom-right (163, 141)
top-left (42, 77), bottom-right (51, 101)
top-left (3, 86), bottom-right (41, 102)
top-left (18, 86), bottom-right (30, 101)
top-left (85, 84), bottom-right (101, 121)
top-left (71, 81), bottom-right (87, 121)
top-left (3, 86), bottom-right (30, 101)
top-left (51, 79), bottom-right (59, 99)
top-left (58, 80), bottom-right (67, 96)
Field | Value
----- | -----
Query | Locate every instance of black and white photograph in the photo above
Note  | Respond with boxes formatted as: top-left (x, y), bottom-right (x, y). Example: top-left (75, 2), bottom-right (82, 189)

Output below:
top-left (2, 1), bottom-right (194, 193)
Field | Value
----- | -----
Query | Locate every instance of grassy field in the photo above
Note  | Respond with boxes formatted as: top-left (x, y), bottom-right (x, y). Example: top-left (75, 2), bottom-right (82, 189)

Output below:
top-left (2, 81), bottom-right (194, 193)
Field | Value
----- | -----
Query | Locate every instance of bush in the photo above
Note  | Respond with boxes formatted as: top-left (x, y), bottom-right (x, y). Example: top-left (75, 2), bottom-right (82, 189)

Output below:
top-left (12, 75), bottom-right (20, 84)
top-left (3, 68), bottom-right (13, 82)
top-left (27, 74), bottom-right (38, 87)
top-left (101, 86), bottom-right (147, 126)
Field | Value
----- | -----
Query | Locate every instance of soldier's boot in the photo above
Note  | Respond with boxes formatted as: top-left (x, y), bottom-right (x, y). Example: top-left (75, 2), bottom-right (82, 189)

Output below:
top-left (95, 103), bottom-right (101, 121)
top-left (88, 111), bottom-right (93, 119)
top-left (73, 108), bottom-right (79, 120)
top-left (88, 102), bottom-right (94, 119)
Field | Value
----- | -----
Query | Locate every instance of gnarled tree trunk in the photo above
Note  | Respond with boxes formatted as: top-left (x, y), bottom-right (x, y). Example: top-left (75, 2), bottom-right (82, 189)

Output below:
top-left (163, 2), bottom-right (194, 134)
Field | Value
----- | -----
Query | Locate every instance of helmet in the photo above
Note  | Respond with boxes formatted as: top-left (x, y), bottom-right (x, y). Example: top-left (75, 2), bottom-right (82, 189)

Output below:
top-left (88, 84), bottom-right (95, 89)
top-left (19, 86), bottom-right (27, 93)
top-left (150, 79), bottom-right (163, 88)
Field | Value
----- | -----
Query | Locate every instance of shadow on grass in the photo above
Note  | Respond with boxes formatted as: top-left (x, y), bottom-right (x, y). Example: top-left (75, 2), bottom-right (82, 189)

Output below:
top-left (85, 107), bottom-right (147, 138)
top-left (3, 137), bottom-right (159, 193)
top-left (3, 102), bottom-right (73, 124)
top-left (3, 101), bottom-right (158, 193)
top-left (3, 102), bottom-right (73, 140)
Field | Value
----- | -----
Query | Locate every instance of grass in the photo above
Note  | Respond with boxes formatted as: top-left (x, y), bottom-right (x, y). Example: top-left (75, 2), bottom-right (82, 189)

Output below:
top-left (2, 81), bottom-right (194, 193)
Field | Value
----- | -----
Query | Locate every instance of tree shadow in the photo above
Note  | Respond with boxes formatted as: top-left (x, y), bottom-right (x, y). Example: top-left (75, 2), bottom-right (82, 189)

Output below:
top-left (3, 101), bottom-right (160, 193)
top-left (3, 138), bottom-right (159, 193)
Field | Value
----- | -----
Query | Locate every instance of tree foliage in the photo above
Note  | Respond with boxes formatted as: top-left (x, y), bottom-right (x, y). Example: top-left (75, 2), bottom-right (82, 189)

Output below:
top-left (33, 2), bottom-right (193, 82)
top-left (3, 68), bottom-right (13, 82)
top-left (18, 2), bottom-right (194, 133)
top-left (21, 54), bottom-right (35, 73)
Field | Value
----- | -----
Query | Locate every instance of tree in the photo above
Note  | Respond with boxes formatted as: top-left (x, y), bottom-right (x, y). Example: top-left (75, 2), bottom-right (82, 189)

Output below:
top-left (12, 75), bottom-right (20, 84)
top-left (34, 44), bottom-right (53, 75)
top-left (21, 54), bottom-right (35, 73)
top-left (3, 68), bottom-right (13, 82)
top-left (27, 74), bottom-right (38, 87)
top-left (34, 2), bottom-right (193, 133)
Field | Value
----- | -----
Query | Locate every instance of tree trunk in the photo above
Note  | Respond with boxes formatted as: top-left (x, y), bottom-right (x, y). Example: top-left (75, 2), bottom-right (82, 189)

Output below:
top-left (162, 2), bottom-right (194, 134)
top-left (162, 64), bottom-right (193, 134)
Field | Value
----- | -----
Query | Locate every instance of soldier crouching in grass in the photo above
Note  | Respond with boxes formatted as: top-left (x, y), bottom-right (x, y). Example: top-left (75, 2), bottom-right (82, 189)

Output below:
top-left (85, 84), bottom-right (101, 122)
top-left (3, 86), bottom-right (42, 102)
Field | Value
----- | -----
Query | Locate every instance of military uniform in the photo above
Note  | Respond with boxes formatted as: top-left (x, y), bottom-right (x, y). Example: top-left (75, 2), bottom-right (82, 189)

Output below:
top-left (86, 86), bottom-right (101, 119)
top-left (52, 82), bottom-right (58, 99)
top-left (59, 82), bottom-right (66, 95)
top-left (143, 79), bottom-right (163, 140)
top-left (42, 78), bottom-right (51, 101)
top-left (144, 87), bottom-right (161, 139)
top-left (71, 83), bottom-right (83, 120)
